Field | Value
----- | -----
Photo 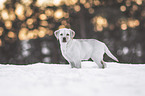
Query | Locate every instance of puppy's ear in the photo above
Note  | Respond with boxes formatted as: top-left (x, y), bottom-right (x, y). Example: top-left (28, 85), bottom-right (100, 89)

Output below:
top-left (54, 30), bottom-right (60, 40)
top-left (69, 29), bottom-right (75, 39)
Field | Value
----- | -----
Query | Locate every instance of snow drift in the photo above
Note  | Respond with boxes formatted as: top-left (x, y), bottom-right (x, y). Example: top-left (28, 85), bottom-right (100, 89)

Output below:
top-left (0, 61), bottom-right (145, 96)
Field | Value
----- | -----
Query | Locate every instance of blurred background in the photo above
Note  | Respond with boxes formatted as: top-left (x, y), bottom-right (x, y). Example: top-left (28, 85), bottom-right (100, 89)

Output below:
top-left (0, 0), bottom-right (144, 64)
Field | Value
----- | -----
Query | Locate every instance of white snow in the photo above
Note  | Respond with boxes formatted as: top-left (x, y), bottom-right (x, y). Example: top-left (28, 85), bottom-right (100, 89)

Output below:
top-left (0, 61), bottom-right (145, 96)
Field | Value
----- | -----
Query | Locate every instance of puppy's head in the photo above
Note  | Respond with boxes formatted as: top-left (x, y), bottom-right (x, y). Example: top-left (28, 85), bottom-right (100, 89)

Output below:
top-left (54, 28), bottom-right (75, 43)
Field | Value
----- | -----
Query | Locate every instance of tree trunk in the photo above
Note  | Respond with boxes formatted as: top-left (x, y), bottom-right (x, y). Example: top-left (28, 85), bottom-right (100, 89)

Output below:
top-left (79, 6), bottom-right (86, 38)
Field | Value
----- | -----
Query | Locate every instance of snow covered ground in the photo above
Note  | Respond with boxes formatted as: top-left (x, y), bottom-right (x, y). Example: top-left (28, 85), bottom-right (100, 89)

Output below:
top-left (0, 61), bottom-right (145, 96)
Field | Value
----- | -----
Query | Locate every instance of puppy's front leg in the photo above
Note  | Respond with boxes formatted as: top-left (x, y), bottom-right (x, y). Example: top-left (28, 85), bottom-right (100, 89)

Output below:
top-left (63, 54), bottom-right (75, 68)
top-left (74, 60), bottom-right (81, 68)
top-left (69, 61), bottom-right (81, 68)
top-left (70, 61), bottom-right (75, 68)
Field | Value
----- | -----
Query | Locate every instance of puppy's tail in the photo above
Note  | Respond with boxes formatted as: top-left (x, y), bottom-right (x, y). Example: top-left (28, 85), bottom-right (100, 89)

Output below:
top-left (104, 44), bottom-right (119, 62)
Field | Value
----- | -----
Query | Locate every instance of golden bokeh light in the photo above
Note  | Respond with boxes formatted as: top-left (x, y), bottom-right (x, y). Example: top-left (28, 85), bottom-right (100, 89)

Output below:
top-left (96, 16), bottom-right (108, 27)
top-left (127, 19), bottom-right (140, 28)
top-left (89, 8), bottom-right (94, 14)
top-left (94, 0), bottom-right (100, 6)
top-left (64, 13), bottom-right (69, 18)
top-left (39, 27), bottom-right (46, 31)
top-left (46, 29), bottom-right (53, 36)
top-left (9, 10), bottom-right (16, 21)
top-left (120, 5), bottom-right (126, 12)
top-left (28, 25), bottom-right (34, 29)
top-left (26, 7), bottom-right (33, 17)
top-left (18, 27), bottom-right (49, 40)
top-left (38, 30), bottom-right (46, 38)
top-left (74, 5), bottom-right (81, 12)
top-left (65, 0), bottom-right (78, 6)
top-left (38, 27), bottom-right (47, 38)
top-left (19, 28), bottom-right (28, 40)
top-left (26, 18), bottom-right (33, 25)
top-left (126, 0), bottom-right (131, 6)
top-left (135, 0), bottom-right (142, 5)
top-left (8, 31), bottom-right (16, 38)
top-left (80, 0), bottom-right (86, 4)
top-left (40, 21), bottom-right (48, 26)
top-left (15, 3), bottom-right (25, 16)
top-left (15, 3), bottom-right (26, 20)
top-left (59, 25), bottom-right (66, 29)
top-left (92, 16), bottom-right (108, 32)
top-left (0, 39), bottom-right (2, 46)
top-left (119, 18), bottom-right (140, 30)
top-left (54, 9), bottom-right (64, 19)
top-left (61, 20), bottom-right (67, 25)
top-left (35, 0), bottom-right (53, 8)
top-left (135, 20), bottom-right (140, 26)
top-left (0, 0), bottom-right (143, 42)
top-left (0, 4), bottom-right (4, 10)
top-left (39, 14), bottom-right (47, 20)
top-left (33, 29), bottom-right (39, 33)
top-left (1, 9), bottom-right (9, 20)
top-left (132, 5), bottom-right (138, 11)
top-left (84, 3), bottom-right (91, 9)
top-left (121, 23), bottom-right (127, 30)
top-left (45, 9), bottom-right (54, 17)
top-left (53, 0), bottom-right (62, 6)
top-left (96, 26), bottom-right (103, 32)
top-left (5, 21), bottom-right (12, 29)
top-left (32, 29), bottom-right (39, 39)
top-left (21, 0), bottom-right (32, 6)
top-left (27, 31), bottom-right (35, 39)
top-left (0, 0), bottom-right (6, 10)
top-left (0, 27), bottom-right (4, 36)
top-left (36, 0), bottom-right (78, 7)
top-left (18, 15), bottom-right (26, 21)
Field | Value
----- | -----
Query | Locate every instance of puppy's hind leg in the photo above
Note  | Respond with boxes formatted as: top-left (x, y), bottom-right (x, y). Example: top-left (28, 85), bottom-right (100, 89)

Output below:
top-left (101, 60), bottom-right (107, 69)
top-left (91, 56), bottom-right (106, 69)
top-left (93, 59), bottom-right (105, 68)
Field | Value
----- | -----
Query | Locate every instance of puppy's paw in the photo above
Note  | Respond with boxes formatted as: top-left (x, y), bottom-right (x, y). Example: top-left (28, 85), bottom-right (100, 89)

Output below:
top-left (101, 61), bottom-right (107, 69)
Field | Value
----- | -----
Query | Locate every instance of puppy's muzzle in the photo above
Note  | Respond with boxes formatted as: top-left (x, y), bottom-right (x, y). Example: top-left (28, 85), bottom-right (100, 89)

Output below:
top-left (62, 37), bottom-right (67, 42)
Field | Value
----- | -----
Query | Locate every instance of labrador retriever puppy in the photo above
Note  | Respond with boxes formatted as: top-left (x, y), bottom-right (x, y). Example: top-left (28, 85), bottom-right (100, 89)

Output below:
top-left (54, 28), bottom-right (118, 68)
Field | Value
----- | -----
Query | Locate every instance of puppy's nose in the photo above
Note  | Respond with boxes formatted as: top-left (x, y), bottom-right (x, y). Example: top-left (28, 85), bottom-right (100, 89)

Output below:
top-left (63, 37), bottom-right (66, 42)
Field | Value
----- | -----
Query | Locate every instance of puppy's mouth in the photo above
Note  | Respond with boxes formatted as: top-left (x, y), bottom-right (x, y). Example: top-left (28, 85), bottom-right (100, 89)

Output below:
top-left (62, 37), bottom-right (67, 43)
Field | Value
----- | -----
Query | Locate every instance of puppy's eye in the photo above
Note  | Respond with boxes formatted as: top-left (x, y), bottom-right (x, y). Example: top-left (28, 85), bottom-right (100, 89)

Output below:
top-left (60, 33), bottom-right (63, 36)
top-left (66, 34), bottom-right (69, 36)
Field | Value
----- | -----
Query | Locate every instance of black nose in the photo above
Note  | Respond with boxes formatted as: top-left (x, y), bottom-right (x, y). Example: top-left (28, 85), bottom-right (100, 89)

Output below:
top-left (63, 37), bottom-right (66, 42)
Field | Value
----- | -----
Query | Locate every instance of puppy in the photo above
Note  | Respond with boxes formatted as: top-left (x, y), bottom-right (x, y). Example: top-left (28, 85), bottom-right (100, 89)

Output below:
top-left (54, 28), bottom-right (118, 68)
